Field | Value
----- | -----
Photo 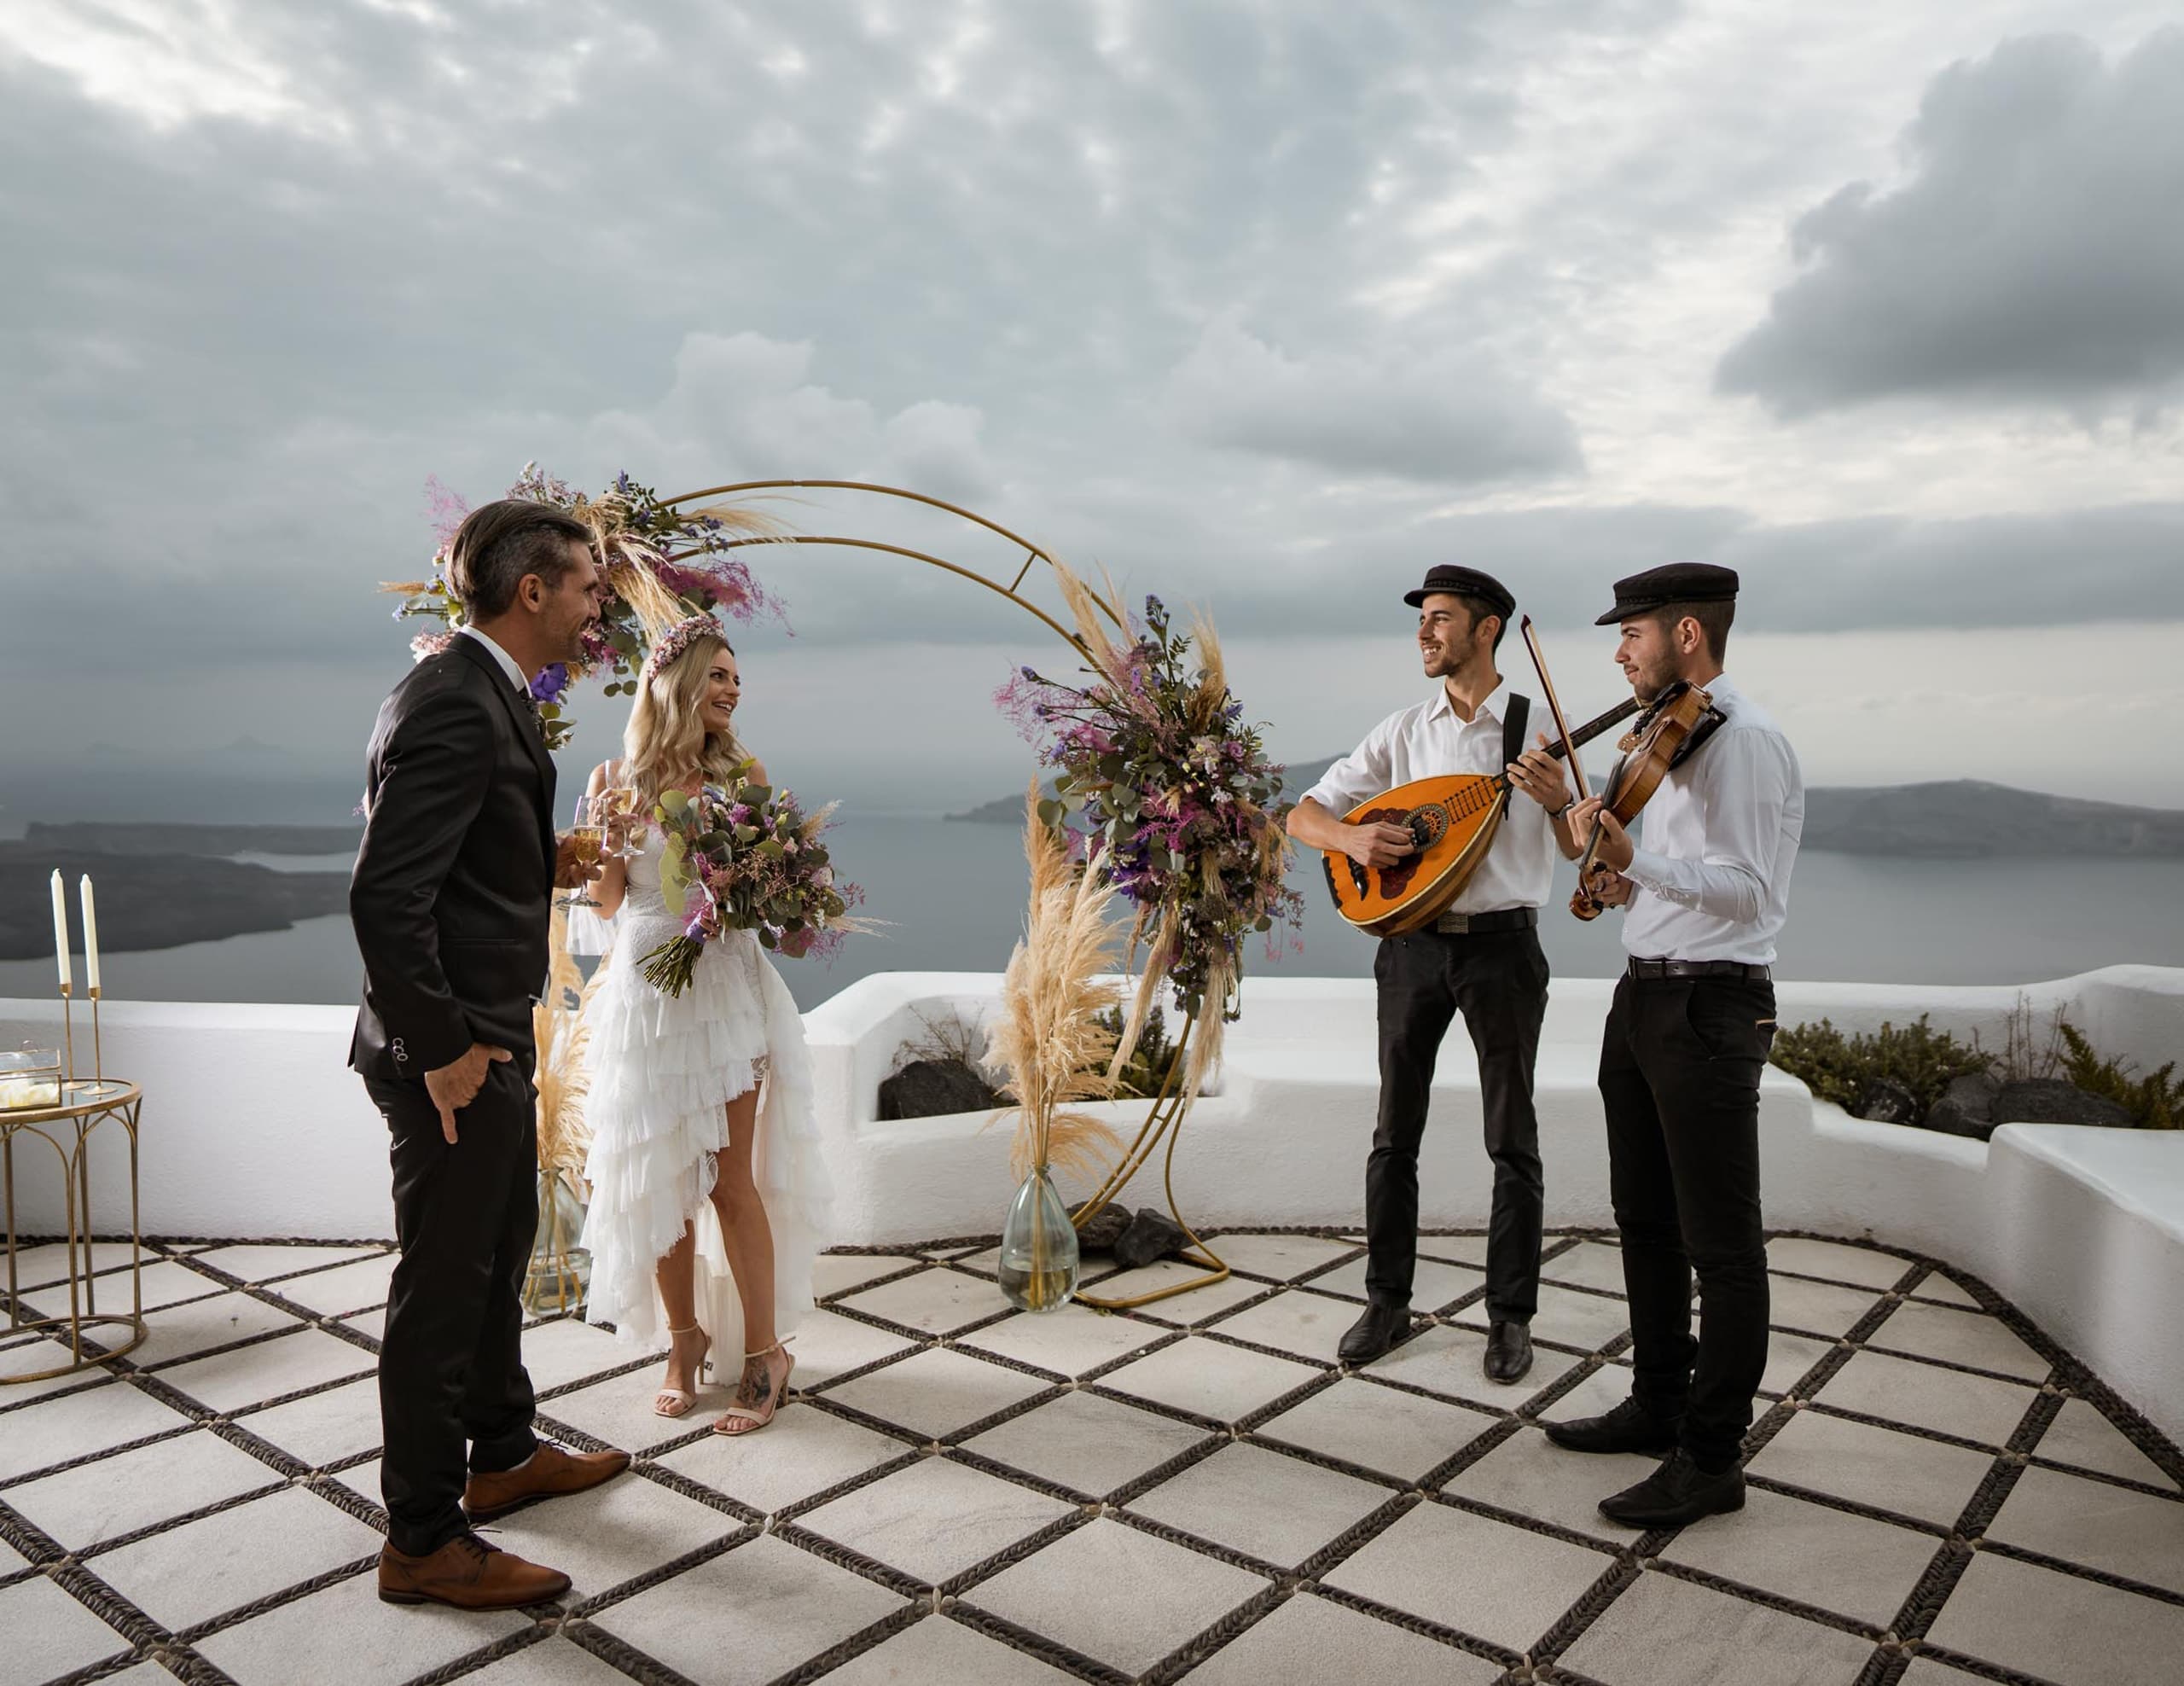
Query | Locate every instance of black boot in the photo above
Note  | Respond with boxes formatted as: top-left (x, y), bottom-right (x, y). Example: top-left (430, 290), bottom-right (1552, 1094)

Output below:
top-left (1484, 1321), bottom-right (1533, 1384)
top-left (1597, 1449), bottom-right (1745, 1527)
top-left (1542, 1395), bottom-right (1682, 1455)
top-left (1337, 1303), bottom-right (1413, 1365)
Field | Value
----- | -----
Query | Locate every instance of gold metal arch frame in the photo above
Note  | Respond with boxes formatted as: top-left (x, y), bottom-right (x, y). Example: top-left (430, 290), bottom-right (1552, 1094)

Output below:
top-left (657, 480), bottom-right (1229, 1309)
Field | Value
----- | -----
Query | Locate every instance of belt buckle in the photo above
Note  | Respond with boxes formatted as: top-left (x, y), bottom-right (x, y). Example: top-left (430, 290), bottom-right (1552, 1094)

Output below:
top-left (1436, 910), bottom-right (1472, 934)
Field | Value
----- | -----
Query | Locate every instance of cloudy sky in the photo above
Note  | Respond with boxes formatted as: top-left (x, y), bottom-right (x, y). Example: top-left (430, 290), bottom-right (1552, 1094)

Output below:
top-left (4, 0), bottom-right (2180, 816)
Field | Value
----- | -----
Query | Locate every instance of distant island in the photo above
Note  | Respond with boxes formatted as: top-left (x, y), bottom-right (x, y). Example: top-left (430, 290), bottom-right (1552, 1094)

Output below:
top-left (0, 839), bottom-right (351, 960)
top-left (949, 772), bottom-right (2184, 858)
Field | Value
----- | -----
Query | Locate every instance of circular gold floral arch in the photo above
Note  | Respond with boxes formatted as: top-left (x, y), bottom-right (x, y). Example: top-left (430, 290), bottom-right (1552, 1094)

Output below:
top-left (393, 468), bottom-right (1303, 1307)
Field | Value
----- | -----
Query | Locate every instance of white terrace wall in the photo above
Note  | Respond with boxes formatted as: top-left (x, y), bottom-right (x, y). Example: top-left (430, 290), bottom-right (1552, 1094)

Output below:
top-left (3, 967), bottom-right (2180, 1437)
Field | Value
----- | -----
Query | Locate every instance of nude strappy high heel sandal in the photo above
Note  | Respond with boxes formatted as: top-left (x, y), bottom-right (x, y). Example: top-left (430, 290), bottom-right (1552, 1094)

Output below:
top-left (712, 1338), bottom-right (794, 1436)
top-left (653, 1323), bottom-right (712, 1419)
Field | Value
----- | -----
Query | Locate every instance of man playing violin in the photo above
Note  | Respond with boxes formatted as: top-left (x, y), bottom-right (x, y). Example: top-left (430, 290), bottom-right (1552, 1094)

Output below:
top-left (1287, 565), bottom-right (1586, 1381)
top-left (1540, 561), bottom-right (1807, 1530)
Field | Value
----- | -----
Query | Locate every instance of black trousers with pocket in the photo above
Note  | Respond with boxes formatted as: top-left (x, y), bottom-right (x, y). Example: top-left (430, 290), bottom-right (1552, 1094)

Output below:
top-left (1367, 926), bottom-right (1549, 1323)
top-left (1599, 972), bottom-right (1776, 1467)
top-left (364, 1055), bottom-right (542, 1556)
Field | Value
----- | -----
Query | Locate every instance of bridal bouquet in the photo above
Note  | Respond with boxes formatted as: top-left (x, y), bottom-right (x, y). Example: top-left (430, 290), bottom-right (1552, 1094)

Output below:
top-left (636, 770), bottom-right (868, 996)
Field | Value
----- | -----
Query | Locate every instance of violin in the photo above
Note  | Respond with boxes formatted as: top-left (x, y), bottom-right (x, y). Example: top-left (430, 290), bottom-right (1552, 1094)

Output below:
top-left (1566, 681), bottom-right (1714, 920)
top-left (1517, 617), bottom-right (1723, 922)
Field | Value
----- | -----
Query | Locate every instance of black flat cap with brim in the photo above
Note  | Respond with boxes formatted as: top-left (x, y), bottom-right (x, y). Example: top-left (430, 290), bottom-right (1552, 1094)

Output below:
top-left (1595, 561), bottom-right (1739, 626)
top-left (1404, 564), bottom-right (1515, 620)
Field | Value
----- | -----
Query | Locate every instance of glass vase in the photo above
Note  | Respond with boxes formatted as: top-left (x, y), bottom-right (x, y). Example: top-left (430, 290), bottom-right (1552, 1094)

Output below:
top-left (997, 1166), bottom-right (1079, 1313)
top-left (523, 1169), bottom-right (592, 1317)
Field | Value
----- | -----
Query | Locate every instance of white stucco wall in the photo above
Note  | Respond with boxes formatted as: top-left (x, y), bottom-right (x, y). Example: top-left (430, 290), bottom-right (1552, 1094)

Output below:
top-left (3, 966), bottom-right (2179, 1437)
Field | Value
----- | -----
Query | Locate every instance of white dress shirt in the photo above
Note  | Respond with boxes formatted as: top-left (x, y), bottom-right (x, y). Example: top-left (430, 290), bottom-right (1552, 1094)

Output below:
top-left (1302, 678), bottom-right (1556, 915)
top-left (1620, 674), bottom-right (1804, 965)
top-left (459, 625), bottom-right (531, 698)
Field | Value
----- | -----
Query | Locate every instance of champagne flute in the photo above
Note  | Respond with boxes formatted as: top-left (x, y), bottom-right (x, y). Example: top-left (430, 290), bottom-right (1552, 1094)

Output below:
top-left (601, 783), bottom-right (642, 858)
top-left (558, 794), bottom-right (606, 909)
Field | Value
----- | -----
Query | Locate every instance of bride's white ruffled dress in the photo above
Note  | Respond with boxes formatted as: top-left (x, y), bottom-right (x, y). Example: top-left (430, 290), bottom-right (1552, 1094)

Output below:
top-left (567, 827), bottom-right (834, 1358)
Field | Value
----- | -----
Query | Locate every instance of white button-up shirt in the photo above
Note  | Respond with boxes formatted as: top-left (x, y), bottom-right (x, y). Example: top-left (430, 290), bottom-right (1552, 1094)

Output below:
top-left (459, 625), bottom-right (532, 698)
top-left (1621, 674), bottom-right (1805, 965)
top-left (1301, 678), bottom-right (1555, 915)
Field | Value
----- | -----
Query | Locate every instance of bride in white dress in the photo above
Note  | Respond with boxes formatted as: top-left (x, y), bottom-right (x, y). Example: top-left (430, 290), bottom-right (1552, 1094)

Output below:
top-left (568, 619), bottom-right (834, 1435)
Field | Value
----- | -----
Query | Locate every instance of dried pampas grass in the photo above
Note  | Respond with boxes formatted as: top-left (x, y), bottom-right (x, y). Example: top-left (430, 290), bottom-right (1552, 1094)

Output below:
top-left (985, 788), bottom-right (1126, 1186)
top-left (1048, 556), bottom-right (1131, 689)
top-left (533, 908), bottom-right (597, 1198)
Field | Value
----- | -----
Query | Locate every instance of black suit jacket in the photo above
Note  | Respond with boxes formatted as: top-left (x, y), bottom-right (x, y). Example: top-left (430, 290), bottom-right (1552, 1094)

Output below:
top-left (348, 635), bottom-right (557, 1081)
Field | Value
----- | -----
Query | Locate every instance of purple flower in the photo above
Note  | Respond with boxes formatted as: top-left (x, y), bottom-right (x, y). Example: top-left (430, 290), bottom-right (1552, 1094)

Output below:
top-left (529, 663), bottom-right (571, 704)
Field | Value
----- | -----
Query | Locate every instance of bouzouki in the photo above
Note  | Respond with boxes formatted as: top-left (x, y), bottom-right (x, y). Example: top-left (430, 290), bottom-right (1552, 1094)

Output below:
top-left (1320, 694), bottom-right (1641, 937)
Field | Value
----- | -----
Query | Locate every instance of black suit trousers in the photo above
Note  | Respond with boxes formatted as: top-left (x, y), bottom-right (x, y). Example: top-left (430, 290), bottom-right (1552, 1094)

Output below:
top-left (1599, 973), bottom-right (1775, 1467)
top-left (365, 1056), bottom-right (541, 1556)
top-left (1367, 927), bottom-right (1548, 1322)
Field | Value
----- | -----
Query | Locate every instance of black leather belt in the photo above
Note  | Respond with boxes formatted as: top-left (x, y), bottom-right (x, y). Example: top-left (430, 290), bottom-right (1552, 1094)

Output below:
top-left (1627, 957), bottom-right (1772, 981)
top-left (1431, 906), bottom-right (1539, 935)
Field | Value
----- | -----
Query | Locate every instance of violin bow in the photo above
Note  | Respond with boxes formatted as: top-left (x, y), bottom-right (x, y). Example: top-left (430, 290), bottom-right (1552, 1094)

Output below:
top-left (1523, 615), bottom-right (1619, 918)
top-left (1519, 616), bottom-right (1592, 804)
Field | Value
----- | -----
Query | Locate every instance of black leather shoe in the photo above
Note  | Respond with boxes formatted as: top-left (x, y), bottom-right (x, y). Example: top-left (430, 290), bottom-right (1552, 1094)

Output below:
top-left (1484, 1321), bottom-right (1533, 1384)
top-left (1597, 1449), bottom-right (1745, 1527)
top-left (1337, 1303), bottom-right (1412, 1365)
top-left (1542, 1395), bottom-right (1682, 1456)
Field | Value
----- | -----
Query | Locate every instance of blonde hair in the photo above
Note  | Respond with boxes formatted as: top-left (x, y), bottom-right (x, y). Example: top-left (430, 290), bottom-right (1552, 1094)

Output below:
top-left (621, 632), bottom-right (750, 805)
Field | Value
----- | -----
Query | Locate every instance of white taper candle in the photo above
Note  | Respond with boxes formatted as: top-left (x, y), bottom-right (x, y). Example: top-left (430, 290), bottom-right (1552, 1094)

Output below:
top-left (50, 869), bottom-right (72, 992)
top-left (80, 875), bottom-right (102, 994)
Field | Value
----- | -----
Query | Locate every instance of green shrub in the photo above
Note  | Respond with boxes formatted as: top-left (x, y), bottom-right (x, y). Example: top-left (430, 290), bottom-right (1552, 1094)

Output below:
top-left (2058, 1023), bottom-right (2181, 1130)
top-left (1095, 1004), bottom-right (1182, 1100)
top-left (1769, 1015), bottom-right (1993, 1116)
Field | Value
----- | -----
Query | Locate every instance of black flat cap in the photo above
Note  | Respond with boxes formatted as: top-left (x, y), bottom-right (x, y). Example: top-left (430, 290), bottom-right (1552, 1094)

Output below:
top-left (1405, 564), bottom-right (1515, 620)
top-left (1594, 562), bottom-right (1739, 625)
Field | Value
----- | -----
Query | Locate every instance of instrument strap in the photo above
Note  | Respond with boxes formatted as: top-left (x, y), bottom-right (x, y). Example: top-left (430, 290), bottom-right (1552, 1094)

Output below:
top-left (1500, 695), bottom-right (1531, 805)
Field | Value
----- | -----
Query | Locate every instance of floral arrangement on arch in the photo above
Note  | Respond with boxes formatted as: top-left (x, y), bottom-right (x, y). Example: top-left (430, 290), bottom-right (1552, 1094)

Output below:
top-left (382, 464), bottom-right (785, 748)
top-left (996, 566), bottom-right (1302, 1099)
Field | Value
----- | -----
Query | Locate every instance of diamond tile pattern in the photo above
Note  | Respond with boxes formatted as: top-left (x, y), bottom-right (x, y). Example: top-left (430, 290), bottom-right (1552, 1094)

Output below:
top-left (2, 1229), bottom-right (2179, 1685)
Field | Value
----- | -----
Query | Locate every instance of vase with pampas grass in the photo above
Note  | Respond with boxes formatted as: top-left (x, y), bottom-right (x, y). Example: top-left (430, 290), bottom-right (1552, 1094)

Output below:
top-left (985, 790), bottom-right (1126, 1311)
top-left (524, 910), bottom-right (599, 1316)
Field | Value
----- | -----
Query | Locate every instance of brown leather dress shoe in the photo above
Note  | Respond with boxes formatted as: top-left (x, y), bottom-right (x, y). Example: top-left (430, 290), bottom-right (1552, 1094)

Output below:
top-left (463, 1442), bottom-right (631, 1522)
top-left (378, 1533), bottom-right (570, 1609)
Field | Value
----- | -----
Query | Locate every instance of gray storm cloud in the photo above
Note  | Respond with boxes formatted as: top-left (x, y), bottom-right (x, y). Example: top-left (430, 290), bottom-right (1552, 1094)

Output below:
top-left (1718, 32), bottom-right (2184, 415)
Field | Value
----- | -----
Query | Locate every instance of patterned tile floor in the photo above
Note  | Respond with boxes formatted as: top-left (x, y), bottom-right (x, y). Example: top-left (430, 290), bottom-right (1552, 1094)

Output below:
top-left (4, 1229), bottom-right (2182, 1686)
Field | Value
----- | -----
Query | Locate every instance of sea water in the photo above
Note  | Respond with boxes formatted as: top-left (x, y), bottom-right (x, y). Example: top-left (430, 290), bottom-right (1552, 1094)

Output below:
top-left (0, 814), bottom-right (2178, 1011)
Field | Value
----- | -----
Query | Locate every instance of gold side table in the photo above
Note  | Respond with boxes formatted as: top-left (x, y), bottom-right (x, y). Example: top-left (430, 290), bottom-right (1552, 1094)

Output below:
top-left (3, 1078), bottom-right (146, 1381)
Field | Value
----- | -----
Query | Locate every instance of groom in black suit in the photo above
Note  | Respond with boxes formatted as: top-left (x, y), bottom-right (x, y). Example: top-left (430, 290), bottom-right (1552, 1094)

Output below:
top-left (351, 499), bottom-right (628, 1610)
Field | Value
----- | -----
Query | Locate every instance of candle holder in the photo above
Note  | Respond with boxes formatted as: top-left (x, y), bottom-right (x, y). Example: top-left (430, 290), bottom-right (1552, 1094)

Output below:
top-left (90, 986), bottom-right (102, 1085)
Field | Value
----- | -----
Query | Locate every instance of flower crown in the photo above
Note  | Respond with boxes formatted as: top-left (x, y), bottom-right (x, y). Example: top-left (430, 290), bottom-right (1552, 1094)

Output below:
top-left (643, 613), bottom-right (726, 683)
